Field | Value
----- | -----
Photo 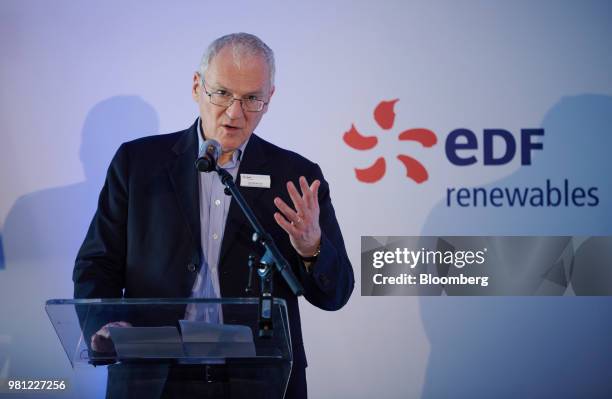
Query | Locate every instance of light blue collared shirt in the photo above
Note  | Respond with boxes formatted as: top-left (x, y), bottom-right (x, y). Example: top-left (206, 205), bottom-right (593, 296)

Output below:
top-left (185, 119), bottom-right (250, 322)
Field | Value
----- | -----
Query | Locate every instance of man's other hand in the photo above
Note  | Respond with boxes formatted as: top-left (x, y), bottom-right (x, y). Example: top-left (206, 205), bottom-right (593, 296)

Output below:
top-left (91, 321), bottom-right (132, 353)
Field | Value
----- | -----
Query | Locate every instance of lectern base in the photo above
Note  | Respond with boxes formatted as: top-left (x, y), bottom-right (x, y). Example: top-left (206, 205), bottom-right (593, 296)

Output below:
top-left (106, 362), bottom-right (288, 399)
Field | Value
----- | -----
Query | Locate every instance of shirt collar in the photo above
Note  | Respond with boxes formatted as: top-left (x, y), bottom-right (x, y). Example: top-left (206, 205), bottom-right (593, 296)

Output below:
top-left (197, 117), bottom-right (249, 164)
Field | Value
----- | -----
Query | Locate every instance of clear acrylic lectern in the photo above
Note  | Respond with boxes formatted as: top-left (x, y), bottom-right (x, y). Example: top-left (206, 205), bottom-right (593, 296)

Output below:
top-left (46, 298), bottom-right (293, 398)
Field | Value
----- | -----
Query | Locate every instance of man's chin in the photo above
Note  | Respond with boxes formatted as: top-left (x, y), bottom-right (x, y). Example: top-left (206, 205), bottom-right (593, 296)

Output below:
top-left (218, 134), bottom-right (251, 152)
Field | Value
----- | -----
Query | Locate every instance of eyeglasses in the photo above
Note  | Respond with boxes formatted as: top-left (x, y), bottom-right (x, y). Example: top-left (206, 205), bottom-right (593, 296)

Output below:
top-left (201, 82), bottom-right (269, 112)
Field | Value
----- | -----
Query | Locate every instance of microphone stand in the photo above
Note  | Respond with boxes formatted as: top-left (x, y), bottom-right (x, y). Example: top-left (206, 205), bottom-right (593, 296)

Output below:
top-left (214, 166), bottom-right (304, 338)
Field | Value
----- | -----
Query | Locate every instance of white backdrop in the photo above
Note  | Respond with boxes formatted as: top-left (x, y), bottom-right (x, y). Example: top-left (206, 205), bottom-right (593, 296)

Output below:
top-left (1, 1), bottom-right (611, 398)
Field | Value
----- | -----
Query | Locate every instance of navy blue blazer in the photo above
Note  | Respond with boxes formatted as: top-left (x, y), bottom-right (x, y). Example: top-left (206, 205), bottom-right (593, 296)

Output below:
top-left (73, 119), bottom-right (354, 370)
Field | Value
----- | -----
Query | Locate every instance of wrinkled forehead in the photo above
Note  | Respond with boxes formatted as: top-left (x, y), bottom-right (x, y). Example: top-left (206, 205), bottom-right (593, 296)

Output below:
top-left (205, 47), bottom-right (272, 94)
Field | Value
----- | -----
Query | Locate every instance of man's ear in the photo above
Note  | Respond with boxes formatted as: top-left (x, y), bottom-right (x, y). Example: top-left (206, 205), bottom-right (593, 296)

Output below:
top-left (264, 85), bottom-right (275, 110)
top-left (192, 72), bottom-right (201, 102)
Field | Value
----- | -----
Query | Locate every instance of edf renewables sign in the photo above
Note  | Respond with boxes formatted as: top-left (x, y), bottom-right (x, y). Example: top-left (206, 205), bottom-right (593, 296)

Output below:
top-left (344, 99), bottom-right (600, 209)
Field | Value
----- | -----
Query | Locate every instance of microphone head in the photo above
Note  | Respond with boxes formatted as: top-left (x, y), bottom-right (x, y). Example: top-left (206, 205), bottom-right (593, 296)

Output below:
top-left (201, 139), bottom-right (221, 161)
top-left (195, 139), bottom-right (221, 172)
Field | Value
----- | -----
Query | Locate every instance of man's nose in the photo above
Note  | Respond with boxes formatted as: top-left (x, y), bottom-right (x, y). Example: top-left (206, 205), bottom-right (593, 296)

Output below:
top-left (225, 99), bottom-right (244, 119)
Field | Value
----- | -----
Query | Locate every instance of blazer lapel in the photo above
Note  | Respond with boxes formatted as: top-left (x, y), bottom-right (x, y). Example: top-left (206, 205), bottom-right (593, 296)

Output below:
top-left (166, 121), bottom-right (201, 260)
top-left (219, 133), bottom-right (270, 264)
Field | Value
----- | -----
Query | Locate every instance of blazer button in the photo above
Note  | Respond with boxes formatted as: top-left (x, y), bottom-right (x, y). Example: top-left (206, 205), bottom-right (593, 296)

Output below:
top-left (187, 263), bottom-right (197, 272)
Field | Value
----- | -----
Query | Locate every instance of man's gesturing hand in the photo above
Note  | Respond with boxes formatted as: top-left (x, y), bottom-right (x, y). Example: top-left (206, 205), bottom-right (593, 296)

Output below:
top-left (273, 176), bottom-right (321, 258)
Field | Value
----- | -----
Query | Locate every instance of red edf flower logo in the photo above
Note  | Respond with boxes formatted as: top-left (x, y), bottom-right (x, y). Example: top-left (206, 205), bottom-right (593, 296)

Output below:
top-left (343, 99), bottom-right (437, 184)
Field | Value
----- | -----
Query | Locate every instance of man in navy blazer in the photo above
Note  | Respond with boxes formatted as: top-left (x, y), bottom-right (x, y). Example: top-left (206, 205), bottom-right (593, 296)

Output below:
top-left (73, 33), bottom-right (354, 398)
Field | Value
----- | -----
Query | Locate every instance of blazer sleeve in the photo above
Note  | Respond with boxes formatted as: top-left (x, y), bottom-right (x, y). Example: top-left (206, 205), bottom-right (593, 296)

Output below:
top-left (73, 143), bottom-right (129, 299)
top-left (297, 163), bottom-right (354, 311)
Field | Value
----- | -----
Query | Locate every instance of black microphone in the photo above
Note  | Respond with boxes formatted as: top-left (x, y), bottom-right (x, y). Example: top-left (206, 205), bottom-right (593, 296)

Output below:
top-left (195, 139), bottom-right (221, 172)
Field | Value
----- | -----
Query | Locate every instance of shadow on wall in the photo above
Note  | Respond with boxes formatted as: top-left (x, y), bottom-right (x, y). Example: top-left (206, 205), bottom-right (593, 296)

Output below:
top-left (0, 233), bottom-right (4, 269)
top-left (3, 96), bottom-right (159, 265)
top-left (0, 96), bottom-right (158, 398)
top-left (419, 95), bottom-right (612, 399)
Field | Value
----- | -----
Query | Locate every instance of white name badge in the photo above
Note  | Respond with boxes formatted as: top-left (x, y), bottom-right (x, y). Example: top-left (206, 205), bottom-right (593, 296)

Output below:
top-left (240, 174), bottom-right (271, 188)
